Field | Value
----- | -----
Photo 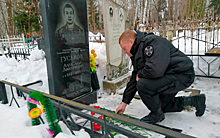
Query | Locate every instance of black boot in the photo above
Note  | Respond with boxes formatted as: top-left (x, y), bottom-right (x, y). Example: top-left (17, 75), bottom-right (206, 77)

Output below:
top-left (183, 94), bottom-right (206, 116)
top-left (140, 108), bottom-right (165, 124)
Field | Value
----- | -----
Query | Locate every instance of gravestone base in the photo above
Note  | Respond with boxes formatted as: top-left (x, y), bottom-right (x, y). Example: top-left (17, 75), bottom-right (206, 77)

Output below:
top-left (103, 72), bottom-right (131, 94)
top-left (73, 90), bottom-right (97, 105)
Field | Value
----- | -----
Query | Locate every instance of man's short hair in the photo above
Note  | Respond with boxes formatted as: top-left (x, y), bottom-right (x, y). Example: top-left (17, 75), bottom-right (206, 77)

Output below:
top-left (63, 3), bottom-right (74, 14)
top-left (119, 30), bottom-right (136, 44)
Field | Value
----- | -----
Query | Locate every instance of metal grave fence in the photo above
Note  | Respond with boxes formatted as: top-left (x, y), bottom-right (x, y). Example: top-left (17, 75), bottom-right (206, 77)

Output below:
top-left (139, 15), bottom-right (220, 78)
top-left (0, 80), bottom-right (195, 138)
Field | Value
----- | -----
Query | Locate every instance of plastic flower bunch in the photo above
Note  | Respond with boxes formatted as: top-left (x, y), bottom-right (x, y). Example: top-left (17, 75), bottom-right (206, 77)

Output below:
top-left (90, 106), bottom-right (152, 137)
top-left (90, 106), bottom-right (118, 136)
top-left (90, 49), bottom-right (97, 73)
top-left (90, 106), bottom-right (103, 131)
top-left (27, 91), bottom-right (62, 138)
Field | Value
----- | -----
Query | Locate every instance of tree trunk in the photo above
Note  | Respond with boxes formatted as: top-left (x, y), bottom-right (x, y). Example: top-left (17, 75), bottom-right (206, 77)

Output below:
top-left (143, 0), bottom-right (147, 24)
top-left (137, 0), bottom-right (141, 22)
top-left (168, 0), bottom-right (174, 20)
top-left (134, 0), bottom-right (138, 26)
top-left (91, 5), bottom-right (95, 32)
top-left (139, 0), bottom-right (143, 24)
top-left (0, 3), bottom-right (9, 35)
top-left (6, 0), bottom-right (13, 36)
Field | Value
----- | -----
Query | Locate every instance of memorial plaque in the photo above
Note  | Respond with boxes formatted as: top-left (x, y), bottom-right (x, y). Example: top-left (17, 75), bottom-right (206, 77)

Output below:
top-left (40, 0), bottom-right (91, 100)
top-left (103, 0), bottom-right (129, 80)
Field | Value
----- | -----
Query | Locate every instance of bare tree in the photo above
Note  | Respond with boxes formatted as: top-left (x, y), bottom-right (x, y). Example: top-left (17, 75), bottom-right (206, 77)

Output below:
top-left (168, 0), bottom-right (174, 20)
top-left (143, 0), bottom-right (151, 25)
top-left (134, 0), bottom-right (138, 26)
top-left (0, 2), bottom-right (8, 36)
top-left (151, 0), bottom-right (166, 22)
top-left (6, 0), bottom-right (13, 36)
top-left (87, 0), bottom-right (98, 32)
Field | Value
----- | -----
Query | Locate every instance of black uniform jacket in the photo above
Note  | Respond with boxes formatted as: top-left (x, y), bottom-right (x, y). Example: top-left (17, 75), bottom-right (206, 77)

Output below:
top-left (122, 31), bottom-right (194, 104)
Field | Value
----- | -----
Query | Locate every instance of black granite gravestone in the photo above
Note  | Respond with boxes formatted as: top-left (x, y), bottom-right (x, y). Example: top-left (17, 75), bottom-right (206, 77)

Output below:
top-left (40, 0), bottom-right (96, 104)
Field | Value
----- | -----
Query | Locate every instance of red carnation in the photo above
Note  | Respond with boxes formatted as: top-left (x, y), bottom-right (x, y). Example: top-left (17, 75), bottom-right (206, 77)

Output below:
top-left (93, 122), bottom-right (101, 131)
top-left (98, 115), bottom-right (103, 120)
top-left (93, 106), bottom-right (101, 109)
top-left (91, 112), bottom-right (95, 116)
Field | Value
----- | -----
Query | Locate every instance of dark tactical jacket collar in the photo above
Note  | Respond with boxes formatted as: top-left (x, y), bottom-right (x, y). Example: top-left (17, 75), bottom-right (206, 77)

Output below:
top-left (130, 31), bottom-right (154, 56)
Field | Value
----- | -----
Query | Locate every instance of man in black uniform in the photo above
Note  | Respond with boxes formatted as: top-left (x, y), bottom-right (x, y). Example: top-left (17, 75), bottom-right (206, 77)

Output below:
top-left (116, 30), bottom-right (206, 124)
top-left (56, 3), bottom-right (84, 45)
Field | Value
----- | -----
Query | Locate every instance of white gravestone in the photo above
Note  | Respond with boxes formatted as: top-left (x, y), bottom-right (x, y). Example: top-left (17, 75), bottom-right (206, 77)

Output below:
top-left (103, 0), bottom-right (128, 80)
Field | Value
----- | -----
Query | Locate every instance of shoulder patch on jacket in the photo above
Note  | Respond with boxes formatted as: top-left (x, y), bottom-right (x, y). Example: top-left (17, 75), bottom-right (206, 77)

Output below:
top-left (145, 46), bottom-right (154, 57)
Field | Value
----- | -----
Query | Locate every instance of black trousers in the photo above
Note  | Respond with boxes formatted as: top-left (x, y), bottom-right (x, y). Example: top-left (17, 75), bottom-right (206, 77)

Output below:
top-left (137, 73), bottom-right (195, 113)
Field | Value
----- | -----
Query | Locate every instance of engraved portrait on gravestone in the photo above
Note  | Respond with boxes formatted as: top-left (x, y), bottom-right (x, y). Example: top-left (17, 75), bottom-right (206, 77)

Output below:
top-left (119, 8), bottom-right (124, 21)
top-left (56, 3), bottom-right (85, 45)
top-left (40, 0), bottom-right (92, 101)
top-left (109, 6), bottom-right (113, 18)
top-left (54, 2), bottom-right (89, 99)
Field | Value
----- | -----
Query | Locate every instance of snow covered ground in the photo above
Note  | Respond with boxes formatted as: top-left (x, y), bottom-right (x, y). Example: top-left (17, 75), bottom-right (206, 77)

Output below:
top-left (0, 31), bottom-right (220, 138)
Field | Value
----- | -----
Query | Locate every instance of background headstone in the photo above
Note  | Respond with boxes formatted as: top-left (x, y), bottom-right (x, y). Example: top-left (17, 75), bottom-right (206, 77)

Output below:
top-left (40, 0), bottom-right (91, 100)
top-left (103, 0), bottom-right (130, 81)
